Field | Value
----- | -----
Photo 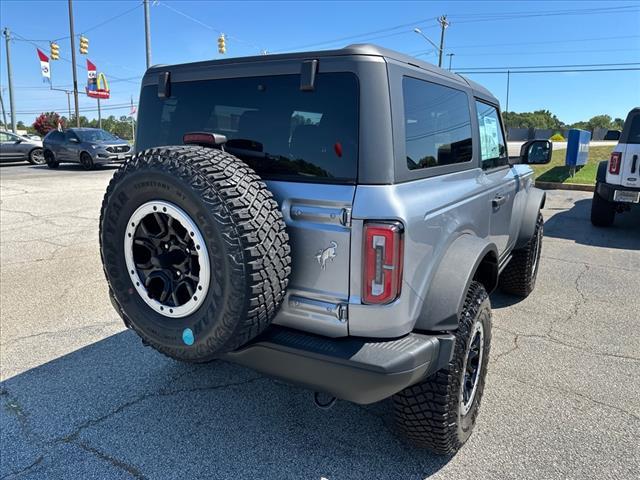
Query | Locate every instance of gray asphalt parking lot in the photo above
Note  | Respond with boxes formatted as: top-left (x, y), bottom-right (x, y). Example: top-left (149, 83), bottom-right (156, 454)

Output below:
top-left (1, 162), bottom-right (639, 480)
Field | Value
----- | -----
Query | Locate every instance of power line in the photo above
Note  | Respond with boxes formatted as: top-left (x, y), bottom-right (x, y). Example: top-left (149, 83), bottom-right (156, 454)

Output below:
top-left (448, 5), bottom-right (640, 24)
top-left (271, 20), bottom-right (439, 53)
top-left (159, 1), bottom-right (265, 52)
top-left (457, 67), bottom-right (640, 74)
top-left (455, 61), bottom-right (640, 71)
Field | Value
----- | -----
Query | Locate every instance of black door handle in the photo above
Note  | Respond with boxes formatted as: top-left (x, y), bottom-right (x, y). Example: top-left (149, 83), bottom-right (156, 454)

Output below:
top-left (492, 194), bottom-right (507, 208)
top-left (632, 154), bottom-right (638, 174)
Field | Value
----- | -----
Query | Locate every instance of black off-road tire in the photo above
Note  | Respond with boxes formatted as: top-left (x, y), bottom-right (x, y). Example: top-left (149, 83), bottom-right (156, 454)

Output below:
top-left (100, 146), bottom-right (291, 362)
top-left (590, 189), bottom-right (615, 227)
top-left (45, 150), bottom-right (59, 169)
top-left (499, 213), bottom-right (543, 297)
top-left (393, 281), bottom-right (492, 455)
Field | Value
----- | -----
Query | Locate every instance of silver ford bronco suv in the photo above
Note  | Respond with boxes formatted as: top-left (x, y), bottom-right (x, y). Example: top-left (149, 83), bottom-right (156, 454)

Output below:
top-left (100, 45), bottom-right (551, 454)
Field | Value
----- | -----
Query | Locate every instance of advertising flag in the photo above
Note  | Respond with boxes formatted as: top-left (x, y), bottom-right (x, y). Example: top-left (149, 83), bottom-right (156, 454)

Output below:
top-left (37, 49), bottom-right (50, 82)
top-left (85, 59), bottom-right (110, 99)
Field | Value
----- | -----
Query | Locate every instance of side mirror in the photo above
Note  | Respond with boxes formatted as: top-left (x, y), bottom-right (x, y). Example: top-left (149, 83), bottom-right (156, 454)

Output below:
top-left (520, 140), bottom-right (552, 165)
top-left (14, 138), bottom-right (23, 144)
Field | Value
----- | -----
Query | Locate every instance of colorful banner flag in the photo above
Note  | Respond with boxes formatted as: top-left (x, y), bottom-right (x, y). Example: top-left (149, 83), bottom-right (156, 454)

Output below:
top-left (130, 97), bottom-right (137, 116)
top-left (85, 59), bottom-right (110, 99)
top-left (37, 49), bottom-right (50, 82)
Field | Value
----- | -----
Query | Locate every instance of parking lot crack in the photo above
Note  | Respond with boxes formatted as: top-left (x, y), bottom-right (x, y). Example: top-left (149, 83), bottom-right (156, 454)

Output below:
top-left (510, 376), bottom-right (640, 422)
top-left (72, 441), bottom-right (148, 480)
top-left (0, 455), bottom-right (44, 480)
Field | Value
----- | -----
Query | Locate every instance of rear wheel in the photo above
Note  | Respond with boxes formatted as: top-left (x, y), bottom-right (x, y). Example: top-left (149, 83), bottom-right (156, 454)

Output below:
top-left (499, 213), bottom-right (543, 297)
top-left (100, 146), bottom-right (291, 362)
top-left (28, 148), bottom-right (46, 165)
top-left (44, 150), bottom-right (59, 169)
top-left (80, 152), bottom-right (94, 170)
top-left (590, 188), bottom-right (615, 227)
top-left (393, 281), bottom-right (491, 455)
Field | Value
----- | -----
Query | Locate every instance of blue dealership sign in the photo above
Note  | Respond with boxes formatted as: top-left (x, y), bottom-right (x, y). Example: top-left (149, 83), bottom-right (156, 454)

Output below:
top-left (565, 129), bottom-right (591, 167)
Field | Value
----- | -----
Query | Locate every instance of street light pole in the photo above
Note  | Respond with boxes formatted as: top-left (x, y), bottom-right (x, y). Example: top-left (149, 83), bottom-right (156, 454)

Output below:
top-left (413, 27), bottom-right (441, 64)
top-left (144, 0), bottom-right (152, 68)
top-left (68, 0), bottom-right (80, 126)
top-left (447, 53), bottom-right (455, 71)
top-left (2, 28), bottom-right (17, 133)
top-left (506, 70), bottom-right (511, 113)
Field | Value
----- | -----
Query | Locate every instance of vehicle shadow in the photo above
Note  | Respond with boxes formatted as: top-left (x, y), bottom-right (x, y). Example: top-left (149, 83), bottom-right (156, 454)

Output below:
top-left (27, 164), bottom-right (120, 172)
top-left (543, 198), bottom-right (640, 250)
top-left (1, 330), bottom-right (450, 479)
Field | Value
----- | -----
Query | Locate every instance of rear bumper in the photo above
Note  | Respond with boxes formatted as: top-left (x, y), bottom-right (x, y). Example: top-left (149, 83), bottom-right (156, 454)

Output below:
top-left (221, 326), bottom-right (454, 404)
top-left (597, 181), bottom-right (640, 202)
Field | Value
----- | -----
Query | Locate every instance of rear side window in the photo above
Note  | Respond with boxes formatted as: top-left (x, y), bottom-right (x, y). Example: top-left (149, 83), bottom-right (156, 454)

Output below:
top-left (475, 101), bottom-right (508, 169)
top-left (45, 131), bottom-right (63, 142)
top-left (403, 76), bottom-right (472, 170)
top-left (137, 73), bottom-right (359, 183)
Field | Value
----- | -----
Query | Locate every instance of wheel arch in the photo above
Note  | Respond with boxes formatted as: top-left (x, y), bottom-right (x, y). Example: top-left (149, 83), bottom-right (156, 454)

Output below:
top-left (414, 234), bottom-right (498, 332)
top-left (514, 187), bottom-right (545, 249)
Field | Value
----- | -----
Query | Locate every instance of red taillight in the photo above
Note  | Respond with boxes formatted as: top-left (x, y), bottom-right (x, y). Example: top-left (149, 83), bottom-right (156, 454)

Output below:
top-left (609, 151), bottom-right (622, 175)
top-left (362, 222), bottom-right (403, 304)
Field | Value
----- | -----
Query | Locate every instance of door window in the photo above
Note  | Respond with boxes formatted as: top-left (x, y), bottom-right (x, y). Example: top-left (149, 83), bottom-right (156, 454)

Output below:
top-left (476, 101), bottom-right (508, 169)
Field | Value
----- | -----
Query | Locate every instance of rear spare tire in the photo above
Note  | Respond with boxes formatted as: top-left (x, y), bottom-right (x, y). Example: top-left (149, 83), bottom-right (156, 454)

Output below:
top-left (100, 146), bottom-right (291, 361)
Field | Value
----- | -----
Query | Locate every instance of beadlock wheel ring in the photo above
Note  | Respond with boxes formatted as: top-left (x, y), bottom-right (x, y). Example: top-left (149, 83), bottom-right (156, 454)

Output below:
top-left (124, 200), bottom-right (210, 318)
top-left (460, 321), bottom-right (485, 416)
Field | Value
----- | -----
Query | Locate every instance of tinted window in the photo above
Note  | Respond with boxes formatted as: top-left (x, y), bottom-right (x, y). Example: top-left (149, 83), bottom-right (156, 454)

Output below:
top-left (137, 73), bottom-right (359, 183)
top-left (45, 131), bottom-right (63, 142)
top-left (0, 132), bottom-right (11, 142)
top-left (624, 114), bottom-right (640, 144)
top-left (475, 101), bottom-right (508, 169)
top-left (76, 129), bottom-right (118, 142)
top-left (403, 77), bottom-right (472, 170)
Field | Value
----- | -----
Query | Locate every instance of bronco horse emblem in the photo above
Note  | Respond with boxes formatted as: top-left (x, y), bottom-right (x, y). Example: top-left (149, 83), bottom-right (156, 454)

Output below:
top-left (316, 241), bottom-right (338, 270)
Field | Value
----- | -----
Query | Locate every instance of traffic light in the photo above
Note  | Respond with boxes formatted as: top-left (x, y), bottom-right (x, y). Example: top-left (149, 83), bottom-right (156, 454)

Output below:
top-left (50, 42), bottom-right (59, 60)
top-left (79, 35), bottom-right (89, 55)
top-left (217, 34), bottom-right (226, 54)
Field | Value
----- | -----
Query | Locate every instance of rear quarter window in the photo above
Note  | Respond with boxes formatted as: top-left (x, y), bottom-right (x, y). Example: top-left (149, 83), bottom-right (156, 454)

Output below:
top-left (402, 76), bottom-right (473, 171)
top-left (136, 73), bottom-right (359, 183)
top-left (622, 113), bottom-right (640, 144)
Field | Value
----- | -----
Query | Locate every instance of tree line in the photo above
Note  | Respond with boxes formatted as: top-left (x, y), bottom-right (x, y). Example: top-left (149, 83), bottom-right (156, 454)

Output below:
top-left (502, 110), bottom-right (625, 132)
top-left (2, 112), bottom-right (136, 140)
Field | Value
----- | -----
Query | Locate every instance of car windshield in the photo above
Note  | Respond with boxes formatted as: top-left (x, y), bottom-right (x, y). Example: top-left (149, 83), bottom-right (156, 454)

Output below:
top-left (75, 129), bottom-right (118, 142)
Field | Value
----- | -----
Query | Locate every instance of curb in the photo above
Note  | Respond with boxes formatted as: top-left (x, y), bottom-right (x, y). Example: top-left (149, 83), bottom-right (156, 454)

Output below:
top-left (535, 181), bottom-right (594, 192)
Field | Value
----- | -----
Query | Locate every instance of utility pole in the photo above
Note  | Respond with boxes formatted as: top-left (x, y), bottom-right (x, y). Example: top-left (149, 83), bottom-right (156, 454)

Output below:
top-left (144, 0), bottom-right (152, 68)
top-left (506, 70), bottom-right (511, 113)
top-left (0, 88), bottom-right (8, 129)
top-left (446, 53), bottom-right (455, 71)
top-left (68, 0), bottom-right (80, 126)
top-left (2, 28), bottom-right (17, 133)
top-left (97, 98), bottom-right (102, 129)
top-left (437, 15), bottom-right (449, 68)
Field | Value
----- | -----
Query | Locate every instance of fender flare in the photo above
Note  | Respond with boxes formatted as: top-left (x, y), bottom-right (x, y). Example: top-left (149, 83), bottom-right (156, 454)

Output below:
top-left (415, 234), bottom-right (498, 332)
top-left (515, 187), bottom-right (546, 249)
top-left (596, 160), bottom-right (608, 183)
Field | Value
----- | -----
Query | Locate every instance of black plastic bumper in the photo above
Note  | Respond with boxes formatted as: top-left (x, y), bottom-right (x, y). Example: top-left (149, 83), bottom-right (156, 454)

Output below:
top-left (596, 181), bottom-right (640, 202)
top-left (221, 326), bottom-right (454, 405)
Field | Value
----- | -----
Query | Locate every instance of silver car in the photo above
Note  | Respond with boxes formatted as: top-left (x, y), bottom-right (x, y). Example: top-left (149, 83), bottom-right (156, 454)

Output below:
top-left (0, 130), bottom-right (45, 165)
top-left (43, 128), bottom-right (133, 170)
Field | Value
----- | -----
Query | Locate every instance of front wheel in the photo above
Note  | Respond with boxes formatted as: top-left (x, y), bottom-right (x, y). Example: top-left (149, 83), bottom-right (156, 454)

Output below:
top-left (28, 148), bottom-right (46, 165)
top-left (80, 152), bottom-right (95, 170)
top-left (499, 213), bottom-right (543, 297)
top-left (393, 281), bottom-right (492, 455)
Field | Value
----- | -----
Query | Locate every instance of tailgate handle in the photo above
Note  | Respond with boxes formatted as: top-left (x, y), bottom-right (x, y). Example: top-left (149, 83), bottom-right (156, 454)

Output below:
top-left (632, 154), bottom-right (638, 174)
top-left (492, 194), bottom-right (507, 208)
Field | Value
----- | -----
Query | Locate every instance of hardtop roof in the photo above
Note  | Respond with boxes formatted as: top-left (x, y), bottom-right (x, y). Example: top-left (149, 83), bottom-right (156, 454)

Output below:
top-left (145, 43), bottom-right (499, 105)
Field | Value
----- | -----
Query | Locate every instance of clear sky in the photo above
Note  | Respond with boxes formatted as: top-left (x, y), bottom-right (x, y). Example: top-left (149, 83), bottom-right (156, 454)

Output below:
top-left (1, 0), bottom-right (639, 125)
